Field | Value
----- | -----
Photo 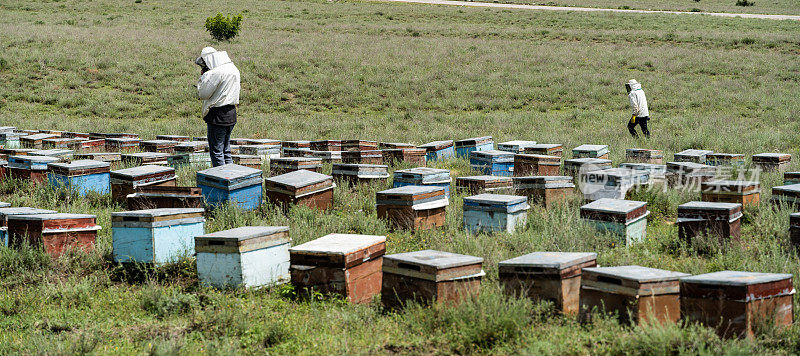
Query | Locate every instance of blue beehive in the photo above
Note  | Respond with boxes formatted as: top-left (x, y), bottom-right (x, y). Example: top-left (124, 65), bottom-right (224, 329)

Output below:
top-left (111, 208), bottom-right (205, 264)
top-left (197, 164), bottom-right (263, 210)
top-left (0, 132), bottom-right (26, 149)
top-left (417, 140), bottom-right (455, 162)
top-left (196, 226), bottom-right (291, 288)
top-left (392, 167), bottom-right (452, 198)
top-left (455, 136), bottom-right (494, 158)
top-left (47, 160), bottom-right (111, 196)
top-left (0, 206), bottom-right (55, 247)
top-left (470, 150), bottom-right (514, 176)
top-left (580, 198), bottom-right (649, 245)
top-left (463, 194), bottom-right (530, 234)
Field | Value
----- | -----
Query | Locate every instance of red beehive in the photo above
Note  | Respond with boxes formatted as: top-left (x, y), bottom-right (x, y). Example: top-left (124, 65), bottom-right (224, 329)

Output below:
top-left (7, 213), bottom-right (100, 258)
top-left (341, 140), bottom-right (378, 152)
top-left (376, 186), bottom-right (448, 230)
top-left (139, 140), bottom-right (178, 153)
top-left (264, 170), bottom-right (334, 211)
top-left (110, 165), bottom-right (177, 204)
top-left (514, 154), bottom-right (561, 176)
top-left (677, 201), bottom-right (742, 242)
top-left (67, 139), bottom-right (106, 153)
top-left (381, 148), bottom-right (426, 167)
top-left (231, 155), bottom-right (263, 169)
top-left (309, 140), bottom-right (341, 152)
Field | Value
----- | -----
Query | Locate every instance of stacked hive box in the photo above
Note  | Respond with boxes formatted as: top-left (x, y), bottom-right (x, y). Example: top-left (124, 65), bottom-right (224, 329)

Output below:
top-left (580, 198), bottom-right (649, 245)
top-left (197, 226), bottom-right (291, 288)
top-left (140, 139), bottom-right (178, 153)
top-left (47, 160), bottom-right (111, 196)
top-left (310, 140), bottom-right (341, 152)
top-left (30, 149), bottom-right (74, 161)
top-left (20, 133), bottom-right (58, 148)
top-left (701, 180), bottom-right (760, 208)
top-left (455, 136), bottom-right (494, 158)
top-left (309, 150), bottom-right (343, 164)
top-left (382, 148), bottom-right (426, 166)
top-left (64, 132), bottom-right (90, 139)
top-left (455, 175), bottom-right (513, 194)
top-left (677, 201), bottom-right (742, 242)
top-left (0, 207), bottom-right (56, 246)
top-left (197, 164), bottom-right (263, 211)
top-left (706, 153), bottom-right (745, 167)
top-left (666, 161), bottom-right (716, 189)
top-left (752, 153), bottom-right (791, 172)
top-left (580, 266), bottom-right (689, 325)
top-left (619, 162), bottom-right (667, 187)
top-left (111, 208), bottom-right (205, 264)
top-left (497, 140), bottom-right (537, 154)
top-left (8, 155), bottom-right (59, 184)
top-left (680, 271), bottom-right (794, 338)
top-left (7, 213), bottom-right (101, 257)
top-left (126, 186), bottom-right (204, 210)
top-left (674, 149), bottom-right (713, 163)
top-left (67, 138), bottom-right (105, 153)
top-left (417, 140), bottom-right (455, 161)
top-left (563, 158), bottom-right (612, 178)
top-left (281, 140), bottom-right (311, 154)
top-left (470, 150), bottom-right (514, 176)
top-left (341, 140), bottom-right (378, 152)
top-left (463, 194), bottom-right (529, 234)
top-left (513, 176), bottom-right (575, 207)
top-left (283, 148), bottom-right (314, 158)
top-left (174, 141), bottom-right (211, 167)
top-left (264, 170), bottom-right (335, 211)
top-left (110, 165), bottom-right (176, 204)
top-left (523, 144), bottom-right (564, 157)
top-left (376, 186), bottom-right (448, 230)
top-left (122, 152), bottom-right (170, 166)
top-left (155, 135), bottom-right (190, 142)
top-left (625, 148), bottom-right (664, 164)
top-left (269, 157), bottom-right (323, 176)
top-left (382, 250), bottom-right (484, 308)
top-left (290, 233), bottom-right (385, 303)
top-left (392, 167), bottom-right (452, 198)
top-left (231, 154), bottom-right (263, 169)
top-left (342, 150), bottom-right (383, 165)
top-left (572, 144), bottom-right (609, 159)
top-left (514, 154), bottom-right (561, 176)
top-left (499, 252), bottom-right (597, 315)
top-left (332, 163), bottom-right (389, 185)
top-left (105, 137), bottom-right (140, 152)
top-left (581, 168), bottom-right (650, 201)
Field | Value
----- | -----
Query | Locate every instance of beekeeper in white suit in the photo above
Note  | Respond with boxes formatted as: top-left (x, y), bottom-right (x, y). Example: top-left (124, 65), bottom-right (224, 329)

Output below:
top-left (626, 79), bottom-right (650, 139)
top-left (195, 47), bottom-right (240, 167)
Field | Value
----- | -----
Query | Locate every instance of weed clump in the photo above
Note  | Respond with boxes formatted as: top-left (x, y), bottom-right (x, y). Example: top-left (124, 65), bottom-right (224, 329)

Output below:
top-left (140, 286), bottom-right (197, 318)
top-left (736, 0), bottom-right (755, 6)
top-left (205, 13), bottom-right (243, 42)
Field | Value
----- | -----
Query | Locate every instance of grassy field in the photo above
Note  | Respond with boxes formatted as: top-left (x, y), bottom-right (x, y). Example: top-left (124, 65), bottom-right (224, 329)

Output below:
top-left (465, 0), bottom-right (800, 16)
top-left (1, 0), bottom-right (800, 354)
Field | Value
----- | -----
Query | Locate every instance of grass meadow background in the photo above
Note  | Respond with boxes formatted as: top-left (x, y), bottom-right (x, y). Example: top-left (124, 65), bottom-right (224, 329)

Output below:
top-left (1, 0), bottom-right (800, 353)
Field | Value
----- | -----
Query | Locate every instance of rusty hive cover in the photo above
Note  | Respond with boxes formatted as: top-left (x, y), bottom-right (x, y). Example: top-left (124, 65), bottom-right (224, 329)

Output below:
top-left (580, 198), bottom-right (648, 224)
top-left (455, 136), bottom-right (493, 147)
top-left (376, 186), bottom-right (447, 209)
top-left (290, 233), bottom-right (386, 268)
top-left (701, 180), bottom-right (760, 194)
top-left (583, 265), bottom-right (689, 296)
top-left (499, 252), bottom-right (597, 274)
top-left (752, 153), bottom-right (791, 163)
top-left (196, 226), bottom-right (290, 254)
top-left (383, 249), bottom-right (484, 282)
top-left (680, 271), bottom-right (794, 301)
top-left (10, 213), bottom-right (98, 231)
top-left (418, 140), bottom-right (454, 151)
top-left (677, 201), bottom-right (742, 221)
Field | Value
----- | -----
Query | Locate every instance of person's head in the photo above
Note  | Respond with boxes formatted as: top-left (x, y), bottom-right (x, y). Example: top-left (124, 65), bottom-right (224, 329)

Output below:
top-left (626, 79), bottom-right (640, 93)
top-left (195, 47), bottom-right (216, 72)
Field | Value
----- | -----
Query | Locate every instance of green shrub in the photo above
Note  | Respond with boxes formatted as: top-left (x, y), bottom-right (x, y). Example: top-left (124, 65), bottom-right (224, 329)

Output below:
top-left (204, 13), bottom-right (243, 42)
top-left (140, 286), bottom-right (197, 318)
top-left (736, 0), bottom-right (754, 6)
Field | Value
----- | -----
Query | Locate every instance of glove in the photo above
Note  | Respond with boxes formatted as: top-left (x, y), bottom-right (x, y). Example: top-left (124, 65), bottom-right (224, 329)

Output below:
top-left (630, 115), bottom-right (636, 124)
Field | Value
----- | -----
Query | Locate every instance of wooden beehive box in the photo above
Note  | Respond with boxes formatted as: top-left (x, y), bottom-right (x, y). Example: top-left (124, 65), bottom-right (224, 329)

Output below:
top-left (580, 198), bottom-right (649, 245)
top-left (192, 136), bottom-right (207, 142)
top-left (242, 138), bottom-right (280, 146)
top-left (677, 201), bottom-right (742, 242)
top-left (581, 168), bottom-right (650, 201)
top-left (455, 136), bottom-right (494, 158)
top-left (197, 226), bottom-right (291, 288)
top-left (674, 149), bottom-right (714, 163)
top-left (126, 186), bottom-right (204, 210)
top-left (382, 250), bottom-right (484, 309)
top-left (563, 158), bottom-right (612, 178)
top-left (625, 148), bottom-right (664, 164)
top-left (791, 213), bottom-right (800, 248)
top-left (110, 165), bottom-right (176, 204)
top-left (497, 140), bottom-right (537, 154)
top-left (67, 138), bottom-right (106, 153)
top-left (752, 153), bottom-right (791, 172)
top-left (379, 142), bottom-right (416, 150)
top-left (706, 153), bottom-right (745, 167)
top-left (522, 143), bottom-right (563, 157)
top-left (377, 186), bottom-right (448, 230)
top-left (580, 266), bottom-right (689, 325)
top-left (701, 180), bottom-right (760, 208)
top-left (332, 163), bottom-right (389, 185)
top-left (455, 175), bottom-right (513, 194)
top-left (283, 148), bottom-right (314, 158)
top-left (112, 208), bottom-right (205, 264)
top-left (121, 152), bottom-right (170, 166)
top-left (90, 132), bottom-right (138, 140)
top-left (0, 207), bottom-right (56, 247)
top-left (174, 141), bottom-right (209, 153)
top-left (0, 132), bottom-right (27, 149)
top-left (417, 140), bottom-right (455, 161)
top-left (310, 140), bottom-right (342, 152)
top-left (281, 140), bottom-right (311, 150)
top-left (666, 161), bottom-right (717, 188)
top-left (47, 160), bottom-right (111, 196)
top-left (393, 167), bottom-right (452, 198)
top-left (264, 170), bottom-right (334, 211)
top-left (29, 149), bottom-right (73, 162)
top-left (104, 137), bottom-right (141, 152)
top-left (73, 152), bottom-right (122, 169)
top-left (20, 133), bottom-right (58, 148)
top-left (42, 137), bottom-right (77, 149)
top-left (499, 252), bottom-right (597, 315)
top-left (572, 144), bottom-right (609, 159)
top-left (341, 140), bottom-right (378, 152)
top-left (8, 155), bottom-right (60, 184)
top-left (680, 271), bottom-right (794, 338)
top-left (197, 164), bottom-right (263, 211)
top-left (382, 148), bottom-right (426, 167)
top-left (239, 144), bottom-right (281, 158)
top-left (341, 150), bottom-right (383, 165)
top-left (514, 154), bottom-right (561, 177)
top-left (469, 150), bottom-right (514, 176)
top-left (513, 176), bottom-right (575, 207)
top-left (155, 135), bottom-right (190, 142)
top-left (0, 160), bottom-right (6, 181)
top-left (7, 213), bottom-right (101, 258)
top-left (269, 157), bottom-right (323, 176)
top-left (139, 139), bottom-right (178, 153)
top-left (64, 132), bottom-right (90, 139)
top-left (310, 150), bottom-right (343, 164)
top-left (463, 194), bottom-right (530, 234)
top-left (231, 154), bottom-right (264, 169)
top-left (619, 162), bottom-right (666, 186)
top-left (290, 233), bottom-right (385, 303)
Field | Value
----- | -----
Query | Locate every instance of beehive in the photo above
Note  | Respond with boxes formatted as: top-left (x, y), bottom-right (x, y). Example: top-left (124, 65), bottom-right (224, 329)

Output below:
top-left (309, 150), bottom-right (343, 163)
top-left (791, 213), bottom-right (800, 248)
top-left (463, 194), bottom-right (529, 234)
top-left (168, 152), bottom-right (210, 168)
top-left (341, 150), bottom-right (384, 165)
top-left (379, 142), bottom-right (416, 150)
top-left (581, 168), bottom-right (650, 201)
top-left (192, 136), bottom-right (207, 142)
top-left (680, 271), bottom-right (794, 338)
top-left (67, 138), bottom-right (105, 152)
top-left (706, 153), bottom-right (745, 167)
top-left (674, 149), bottom-right (713, 163)
top-left (47, 160), bottom-right (111, 196)
top-left (784, 173), bottom-right (800, 186)
top-left (239, 144), bottom-right (281, 159)
top-left (666, 161), bottom-right (717, 189)
top-left (0, 126), bottom-right (14, 133)
top-left (42, 137), bottom-right (77, 149)
top-left (619, 163), bottom-right (667, 186)
top-left (110, 165), bottom-right (176, 204)
top-left (197, 226), bottom-right (291, 288)
top-left (522, 144), bottom-right (563, 157)
top-left (701, 180), bottom-right (760, 208)
top-left (29, 149), bottom-right (73, 162)
top-left (455, 136), bottom-right (494, 158)
top-left (513, 176), bottom-right (575, 207)
top-left (231, 154), bottom-right (263, 169)
top-left (499, 252), bottom-right (597, 315)
top-left (41, 130), bottom-right (65, 137)
top-left (139, 139), bottom-right (178, 153)
top-left (341, 140), bottom-right (378, 152)
top-left (174, 141), bottom-right (209, 153)
top-left (382, 148), bottom-right (426, 167)
top-left (514, 154), bottom-right (561, 177)
top-left (382, 250), bottom-right (484, 308)
top-left (580, 198), bottom-right (649, 245)
top-left (104, 137), bottom-right (141, 152)
top-left (0, 132), bottom-right (26, 149)
top-left (392, 167), bottom-right (452, 198)
top-left (331, 163), bottom-right (389, 185)
top-left (455, 175), bottom-right (513, 194)
top-left (376, 186), bottom-right (448, 230)
top-left (290, 233), bottom-right (385, 303)
top-left (470, 150), bottom-right (514, 176)
top-left (121, 152), bottom-right (170, 166)
top-left (197, 164), bottom-right (263, 210)
top-left (417, 140), bottom-right (455, 161)
top-left (281, 140), bottom-right (311, 150)
top-left (625, 148), bottom-right (664, 164)
top-left (7, 213), bottom-right (100, 258)
top-left (242, 138), bottom-right (281, 146)
top-left (155, 135), bottom-right (190, 142)
top-left (264, 170), bottom-right (334, 211)
top-left (8, 155), bottom-right (60, 184)
top-left (64, 132), bottom-right (90, 139)
top-left (310, 140), bottom-right (342, 152)
top-left (0, 160), bottom-right (6, 180)
top-left (283, 148), bottom-right (314, 158)
top-left (20, 133), bottom-right (58, 148)
top-left (269, 157), bottom-right (323, 176)
top-left (0, 207), bottom-right (56, 247)
top-left (563, 158), bottom-right (612, 178)
top-left (73, 152), bottom-right (122, 168)
top-left (0, 148), bottom-right (36, 159)
top-left (677, 201), bottom-right (742, 242)
top-left (112, 208), bottom-right (204, 264)
top-left (572, 144), bottom-right (609, 159)
top-left (580, 266), bottom-right (689, 325)
top-left (497, 140), bottom-right (537, 154)
top-left (126, 186), bottom-right (204, 210)
top-left (752, 153), bottom-right (791, 172)
top-left (90, 132), bottom-right (139, 140)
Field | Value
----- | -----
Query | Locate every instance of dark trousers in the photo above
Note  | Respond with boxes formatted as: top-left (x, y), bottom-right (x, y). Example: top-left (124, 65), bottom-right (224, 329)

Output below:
top-left (628, 116), bottom-right (650, 138)
top-left (208, 123), bottom-right (234, 167)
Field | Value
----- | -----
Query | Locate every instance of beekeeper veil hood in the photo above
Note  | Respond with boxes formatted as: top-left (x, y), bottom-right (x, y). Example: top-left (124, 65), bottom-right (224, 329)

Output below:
top-left (627, 79), bottom-right (642, 91)
top-left (195, 47), bottom-right (232, 70)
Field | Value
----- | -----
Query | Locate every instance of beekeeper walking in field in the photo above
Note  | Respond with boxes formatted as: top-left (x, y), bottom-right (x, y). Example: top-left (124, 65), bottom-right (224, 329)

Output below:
top-left (195, 47), bottom-right (240, 167)
top-left (626, 79), bottom-right (650, 139)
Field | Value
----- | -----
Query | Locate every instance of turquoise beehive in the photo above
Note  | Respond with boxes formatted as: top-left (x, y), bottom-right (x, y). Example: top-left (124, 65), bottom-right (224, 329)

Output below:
top-left (111, 208), bottom-right (205, 264)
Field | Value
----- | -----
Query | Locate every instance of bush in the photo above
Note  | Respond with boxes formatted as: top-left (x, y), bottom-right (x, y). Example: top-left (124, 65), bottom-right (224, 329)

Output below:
top-left (205, 13), bottom-right (243, 41)
top-left (736, 0), bottom-right (754, 6)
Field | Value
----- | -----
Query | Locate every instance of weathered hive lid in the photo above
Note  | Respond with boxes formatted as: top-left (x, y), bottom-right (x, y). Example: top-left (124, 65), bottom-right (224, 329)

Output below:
top-left (526, 143), bottom-right (562, 150)
top-left (773, 184), bottom-right (800, 197)
top-left (680, 271), bottom-right (794, 301)
top-left (48, 159), bottom-right (110, 171)
top-left (29, 149), bottom-right (74, 157)
top-left (393, 167), bottom-right (451, 183)
top-left (565, 158), bottom-right (612, 166)
top-left (271, 157), bottom-right (323, 164)
top-left (497, 140), bottom-right (537, 152)
top-left (752, 153), bottom-right (791, 163)
top-left (124, 152), bottom-right (170, 159)
top-left (383, 249), bottom-right (484, 282)
top-left (458, 175), bottom-right (512, 183)
top-left (707, 153), bottom-right (744, 159)
top-left (140, 139), bottom-right (177, 146)
top-left (8, 155), bottom-right (60, 170)
top-left (791, 212), bottom-right (800, 226)
top-left (282, 140), bottom-right (311, 147)
top-left (310, 150), bottom-right (342, 159)
top-left (677, 201), bottom-right (742, 222)
top-left (10, 213), bottom-right (98, 232)
top-left (455, 136), bottom-right (493, 146)
top-left (289, 233), bottom-right (386, 268)
top-left (463, 194), bottom-right (529, 213)
top-left (265, 169), bottom-right (333, 190)
top-left (470, 150), bottom-right (514, 162)
top-left (417, 140), bottom-right (454, 150)
top-left (111, 165), bottom-right (175, 180)
top-left (155, 135), bottom-right (190, 141)
top-left (376, 186), bottom-right (448, 210)
top-left (678, 201), bottom-right (741, 212)
top-left (0, 202), bottom-right (9, 208)
top-left (22, 133), bottom-right (58, 141)
top-left (619, 163), bottom-right (667, 174)
top-left (666, 161), bottom-right (715, 172)
top-left (112, 208), bottom-right (204, 227)
top-left (0, 132), bottom-right (26, 139)
top-left (499, 252), bottom-right (597, 274)
top-left (243, 138), bottom-right (281, 145)
top-left (625, 148), bottom-right (663, 157)
top-left (196, 226), bottom-right (290, 254)
top-left (582, 265), bottom-right (689, 296)
top-left (174, 141), bottom-right (208, 152)
top-left (572, 144), bottom-right (609, 153)
top-left (701, 180), bottom-right (759, 192)
top-left (0, 207), bottom-right (57, 221)
top-left (580, 198), bottom-right (648, 224)
top-left (197, 164), bottom-right (262, 182)
top-left (12, 212), bottom-right (95, 220)
top-left (105, 137), bottom-right (140, 143)
top-left (379, 142), bottom-right (416, 149)
top-left (332, 163), bottom-right (389, 178)
top-left (586, 168), bottom-right (649, 179)
top-left (513, 175), bottom-right (574, 189)
top-left (514, 154), bottom-right (560, 163)
top-left (675, 149), bottom-right (713, 157)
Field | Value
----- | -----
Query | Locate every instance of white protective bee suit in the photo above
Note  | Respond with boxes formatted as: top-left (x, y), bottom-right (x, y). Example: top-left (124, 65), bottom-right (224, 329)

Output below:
top-left (196, 47), bottom-right (240, 121)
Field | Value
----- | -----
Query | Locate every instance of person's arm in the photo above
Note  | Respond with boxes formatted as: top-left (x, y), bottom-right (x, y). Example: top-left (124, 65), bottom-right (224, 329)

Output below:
top-left (197, 72), bottom-right (218, 100)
